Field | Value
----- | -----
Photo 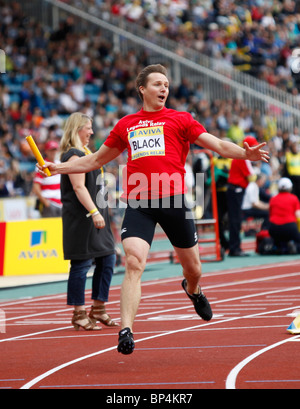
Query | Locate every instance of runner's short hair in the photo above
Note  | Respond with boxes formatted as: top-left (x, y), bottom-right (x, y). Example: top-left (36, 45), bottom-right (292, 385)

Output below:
top-left (136, 64), bottom-right (168, 101)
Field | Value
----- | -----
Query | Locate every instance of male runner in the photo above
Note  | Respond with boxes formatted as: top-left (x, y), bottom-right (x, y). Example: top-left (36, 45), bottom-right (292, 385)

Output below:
top-left (39, 64), bottom-right (269, 354)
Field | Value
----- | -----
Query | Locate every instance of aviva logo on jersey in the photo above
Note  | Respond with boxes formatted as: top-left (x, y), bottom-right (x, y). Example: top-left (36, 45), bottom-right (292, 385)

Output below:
top-left (128, 126), bottom-right (165, 160)
top-left (129, 127), bottom-right (163, 138)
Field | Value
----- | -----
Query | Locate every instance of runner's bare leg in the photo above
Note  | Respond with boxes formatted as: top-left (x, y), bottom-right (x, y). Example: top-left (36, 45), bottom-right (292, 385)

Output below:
top-left (121, 237), bottom-right (150, 330)
top-left (174, 243), bottom-right (202, 294)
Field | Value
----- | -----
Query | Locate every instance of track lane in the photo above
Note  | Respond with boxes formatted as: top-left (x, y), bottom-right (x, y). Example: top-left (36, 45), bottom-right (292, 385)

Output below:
top-left (1, 262), bottom-right (299, 389)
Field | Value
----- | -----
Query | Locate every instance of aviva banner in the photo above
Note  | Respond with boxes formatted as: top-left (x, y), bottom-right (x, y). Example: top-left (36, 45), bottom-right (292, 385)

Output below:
top-left (3, 218), bottom-right (69, 276)
top-left (0, 223), bottom-right (5, 276)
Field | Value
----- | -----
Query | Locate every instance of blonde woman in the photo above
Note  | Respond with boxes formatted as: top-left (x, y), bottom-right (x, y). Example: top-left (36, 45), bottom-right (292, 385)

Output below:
top-left (60, 112), bottom-right (118, 330)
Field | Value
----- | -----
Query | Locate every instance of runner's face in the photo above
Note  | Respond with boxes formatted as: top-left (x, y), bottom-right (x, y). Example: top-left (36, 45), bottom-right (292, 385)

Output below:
top-left (140, 72), bottom-right (169, 111)
top-left (78, 120), bottom-right (93, 147)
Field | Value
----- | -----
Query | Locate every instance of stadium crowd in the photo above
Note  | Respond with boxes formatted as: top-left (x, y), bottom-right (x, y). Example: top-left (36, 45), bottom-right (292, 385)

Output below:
top-left (0, 0), bottom-right (299, 211)
top-left (67, 0), bottom-right (300, 94)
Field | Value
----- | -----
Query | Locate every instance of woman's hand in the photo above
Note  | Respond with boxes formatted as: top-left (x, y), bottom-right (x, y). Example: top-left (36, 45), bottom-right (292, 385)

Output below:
top-left (92, 212), bottom-right (105, 229)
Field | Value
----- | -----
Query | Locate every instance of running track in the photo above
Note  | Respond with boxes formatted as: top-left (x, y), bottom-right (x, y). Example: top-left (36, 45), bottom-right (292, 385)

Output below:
top-left (0, 260), bottom-right (300, 390)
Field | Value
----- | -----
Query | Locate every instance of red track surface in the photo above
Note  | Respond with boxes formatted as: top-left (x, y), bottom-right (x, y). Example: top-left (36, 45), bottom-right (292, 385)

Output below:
top-left (1, 260), bottom-right (300, 390)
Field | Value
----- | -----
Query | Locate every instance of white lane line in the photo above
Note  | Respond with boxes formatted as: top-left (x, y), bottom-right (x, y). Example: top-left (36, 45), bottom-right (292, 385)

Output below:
top-left (0, 287), bottom-right (300, 343)
top-left (20, 302), bottom-right (300, 390)
top-left (1, 268), bottom-right (299, 387)
top-left (2, 271), bottom-right (300, 325)
top-left (1, 260), bottom-right (298, 308)
top-left (226, 334), bottom-right (300, 389)
top-left (1, 282), bottom-right (300, 343)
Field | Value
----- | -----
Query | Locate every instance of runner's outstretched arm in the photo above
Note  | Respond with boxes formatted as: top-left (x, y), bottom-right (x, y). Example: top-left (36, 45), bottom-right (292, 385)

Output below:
top-left (195, 132), bottom-right (270, 162)
top-left (38, 145), bottom-right (122, 176)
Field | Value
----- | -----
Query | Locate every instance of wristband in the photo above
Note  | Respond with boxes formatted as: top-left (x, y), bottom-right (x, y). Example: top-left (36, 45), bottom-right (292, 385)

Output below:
top-left (86, 208), bottom-right (98, 218)
top-left (297, 218), bottom-right (300, 232)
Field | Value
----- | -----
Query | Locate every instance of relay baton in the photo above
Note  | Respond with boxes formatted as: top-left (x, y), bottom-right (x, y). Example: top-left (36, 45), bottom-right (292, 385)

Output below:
top-left (26, 135), bottom-right (51, 176)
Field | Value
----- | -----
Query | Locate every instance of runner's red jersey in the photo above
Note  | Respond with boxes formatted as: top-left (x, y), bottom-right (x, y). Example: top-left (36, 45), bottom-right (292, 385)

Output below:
top-left (104, 107), bottom-right (207, 199)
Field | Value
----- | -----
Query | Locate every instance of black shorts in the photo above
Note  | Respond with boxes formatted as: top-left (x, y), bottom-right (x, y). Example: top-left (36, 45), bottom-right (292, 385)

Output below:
top-left (121, 195), bottom-right (198, 248)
